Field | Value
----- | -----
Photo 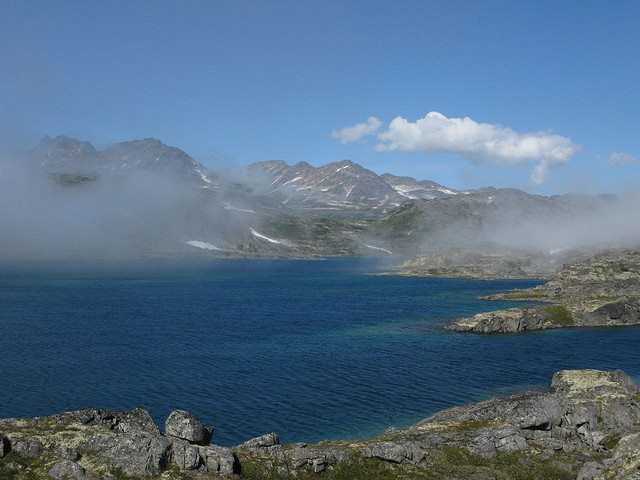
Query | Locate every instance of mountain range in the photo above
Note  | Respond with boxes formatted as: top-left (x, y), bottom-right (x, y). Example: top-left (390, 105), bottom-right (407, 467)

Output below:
top-left (4, 134), bottom-right (622, 259)
top-left (247, 159), bottom-right (456, 219)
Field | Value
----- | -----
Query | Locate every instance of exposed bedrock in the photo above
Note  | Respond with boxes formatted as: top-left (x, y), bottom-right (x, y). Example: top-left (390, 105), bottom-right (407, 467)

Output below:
top-left (449, 250), bottom-right (640, 334)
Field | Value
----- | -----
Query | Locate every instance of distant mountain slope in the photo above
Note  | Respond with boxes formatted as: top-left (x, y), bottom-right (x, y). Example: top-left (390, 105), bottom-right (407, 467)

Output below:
top-left (365, 187), bottom-right (618, 255)
top-left (7, 134), bottom-right (625, 260)
top-left (14, 135), bottom-right (372, 258)
top-left (248, 159), bottom-right (457, 219)
top-left (32, 135), bottom-right (215, 186)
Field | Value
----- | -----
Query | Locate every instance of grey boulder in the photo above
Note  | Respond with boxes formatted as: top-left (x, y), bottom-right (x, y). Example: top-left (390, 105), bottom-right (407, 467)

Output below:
top-left (165, 409), bottom-right (213, 445)
top-left (199, 444), bottom-right (238, 475)
top-left (79, 431), bottom-right (172, 476)
top-left (171, 438), bottom-right (202, 470)
top-left (114, 407), bottom-right (159, 434)
top-left (240, 432), bottom-right (280, 449)
top-left (12, 439), bottom-right (44, 458)
top-left (48, 460), bottom-right (89, 480)
top-left (362, 441), bottom-right (425, 464)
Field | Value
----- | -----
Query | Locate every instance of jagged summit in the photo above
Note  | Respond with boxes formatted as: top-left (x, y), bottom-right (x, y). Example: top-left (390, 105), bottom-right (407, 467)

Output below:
top-left (248, 158), bottom-right (457, 218)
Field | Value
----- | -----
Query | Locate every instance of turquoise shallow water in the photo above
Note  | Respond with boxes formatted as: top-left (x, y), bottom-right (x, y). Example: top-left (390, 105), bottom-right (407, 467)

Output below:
top-left (1, 258), bottom-right (640, 446)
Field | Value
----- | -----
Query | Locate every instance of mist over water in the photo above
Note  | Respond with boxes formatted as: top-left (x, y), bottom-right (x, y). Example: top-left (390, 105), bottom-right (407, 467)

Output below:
top-left (0, 145), bottom-right (253, 258)
top-left (1, 138), bottom-right (639, 259)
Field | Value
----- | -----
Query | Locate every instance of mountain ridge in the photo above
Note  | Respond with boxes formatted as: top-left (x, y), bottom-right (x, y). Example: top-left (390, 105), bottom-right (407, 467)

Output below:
top-left (5, 134), bottom-right (626, 260)
top-left (247, 158), bottom-right (457, 219)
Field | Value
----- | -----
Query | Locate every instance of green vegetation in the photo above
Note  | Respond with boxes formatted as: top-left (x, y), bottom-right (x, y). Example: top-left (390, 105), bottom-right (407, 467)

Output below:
top-left (0, 451), bottom-right (57, 480)
top-left (544, 305), bottom-right (574, 326)
top-left (603, 434), bottom-right (621, 451)
top-left (0, 452), bottom-right (145, 480)
top-left (427, 268), bottom-right (441, 276)
top-left (423, 419), bottom-right (497, 433)
top-left (501, 291), bottom-right (547, 300)
top-left (239, 447), bottom-right (577, 480)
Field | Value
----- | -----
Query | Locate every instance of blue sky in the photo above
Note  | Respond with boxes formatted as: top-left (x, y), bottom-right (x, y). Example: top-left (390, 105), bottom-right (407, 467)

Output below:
top-left (1, 0), bottom-right (639, 193)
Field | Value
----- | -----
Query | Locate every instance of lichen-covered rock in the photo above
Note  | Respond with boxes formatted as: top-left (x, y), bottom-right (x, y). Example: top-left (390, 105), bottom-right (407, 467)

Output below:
top-left (198, 444), bottom-right (237, 475)
top-left (12, 438), bottom-right (44, 458)
top-left (362, 441), bottom-right (425, 463)
top-left (48, 459), bottom-right (88, 480)
top-left (494, 433), bottom-right (527, 452)
top-left (239, 432), bottom-right (279, 449)
top-left (114, 407), bottom-right (159, 434)
top-left (47, 408), bottom-right (119, 428)
top-left (171, 438), bottom-right (202, 470)
top-left (164, 409), bottom-right (213, 445)
top-left (79, 431), bottom-right (172, 476)
top-left (578, 432), bottom-right (640, 479)
top-left (448, 307), bottom-right (551, 333)
top-left (54, 445), bottom-right (80, 461)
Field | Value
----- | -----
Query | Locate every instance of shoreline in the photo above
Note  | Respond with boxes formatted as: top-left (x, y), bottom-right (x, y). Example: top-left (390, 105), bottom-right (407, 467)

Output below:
top-left (2, 369), bottom-right (639, 479)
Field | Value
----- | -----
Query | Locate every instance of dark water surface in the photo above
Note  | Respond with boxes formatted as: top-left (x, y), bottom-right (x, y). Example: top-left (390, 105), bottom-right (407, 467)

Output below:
top-left (2, 258), bottom-right (640, 446)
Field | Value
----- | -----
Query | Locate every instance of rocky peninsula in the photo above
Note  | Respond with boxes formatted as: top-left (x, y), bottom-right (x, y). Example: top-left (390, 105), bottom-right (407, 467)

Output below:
top-left (445, 249), bottom-right (640, 334)
top-left (2, 369), bottom-right (640, 479)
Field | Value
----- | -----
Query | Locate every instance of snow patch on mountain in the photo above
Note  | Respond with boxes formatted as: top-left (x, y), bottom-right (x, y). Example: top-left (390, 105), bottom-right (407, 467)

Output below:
top-left (250, 228), bottom-right (290, 246)
top-left (186, 240), bottom-right (222, 251)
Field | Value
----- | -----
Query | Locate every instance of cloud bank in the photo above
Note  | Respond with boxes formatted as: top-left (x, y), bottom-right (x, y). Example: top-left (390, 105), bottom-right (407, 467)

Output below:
top-left (331, 116), bottom-right (382, 144)
top-left (609, 152), bottom-right (639, 166)
top-left (334, 112), bottom-right (580, 184)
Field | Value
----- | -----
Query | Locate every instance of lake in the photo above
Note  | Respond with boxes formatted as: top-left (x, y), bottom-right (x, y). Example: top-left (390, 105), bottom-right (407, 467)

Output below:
top-left (1, 258), bottom-right (640, 446)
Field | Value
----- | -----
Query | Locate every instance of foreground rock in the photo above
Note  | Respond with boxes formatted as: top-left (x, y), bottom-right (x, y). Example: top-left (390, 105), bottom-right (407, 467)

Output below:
top-left (165, 409), bottom-right (214, 445)
top-left (449, 249), bottom-right (640, 333)
top-left (0, 408), bottom-right (237, 478)
top-left (2, 369), bottom-right (640, 479)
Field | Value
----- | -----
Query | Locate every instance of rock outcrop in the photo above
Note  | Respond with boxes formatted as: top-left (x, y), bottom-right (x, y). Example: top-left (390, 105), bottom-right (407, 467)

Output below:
top-left (0, 408), bottom-right (238, 478)
top-left (2, 369), bottom-right (640, 479)
top-left (449, 249), bottom-right (640, 333)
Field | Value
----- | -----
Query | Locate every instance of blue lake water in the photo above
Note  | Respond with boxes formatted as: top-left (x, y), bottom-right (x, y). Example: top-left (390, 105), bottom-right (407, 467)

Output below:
top-left (1, 258), bottom-right (640, 446)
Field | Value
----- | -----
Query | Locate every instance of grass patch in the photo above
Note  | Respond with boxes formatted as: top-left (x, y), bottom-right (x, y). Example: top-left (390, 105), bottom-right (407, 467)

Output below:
top-left (501, 291), bottom-right (547, 300)
top-left (424, 419), bottom-right (498, 433)
top-left (603, 434), bottom-right (621, 451)
top-left (544, 306), bottom-right (574, 326)
top-left (0, 451), bottom-right (58, 480)
top-left (238, 446), bottom-right (578, 480)
top-left (427, 268), bottom-right (441, 276)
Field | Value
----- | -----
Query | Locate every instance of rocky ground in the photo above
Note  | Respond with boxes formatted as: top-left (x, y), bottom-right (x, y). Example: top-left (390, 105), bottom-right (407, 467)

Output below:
top-left (448, 249), bottom-right (640, 333)
top-left (384, 244), bottom-right (563, 280)
top-left (2, 369), bottom-right (640, 479)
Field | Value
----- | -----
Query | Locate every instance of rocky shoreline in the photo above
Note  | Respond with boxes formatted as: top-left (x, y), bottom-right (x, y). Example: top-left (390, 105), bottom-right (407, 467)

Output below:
top-left (447, 249), bottom-right (640, 334)
top-left (2, 369), bottom-right (640, 479)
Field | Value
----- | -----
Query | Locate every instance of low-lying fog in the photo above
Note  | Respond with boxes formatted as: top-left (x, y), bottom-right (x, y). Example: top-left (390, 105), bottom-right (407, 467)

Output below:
top-left (1, 144), bottom-right (639, 259)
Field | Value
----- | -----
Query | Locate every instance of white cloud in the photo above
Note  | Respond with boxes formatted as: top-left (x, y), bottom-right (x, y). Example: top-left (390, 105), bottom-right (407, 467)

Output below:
top-left (331, 116), bottom-right (382, 144)
top-left (334, 111), bottom-right (579, 184)
top-left (609, 152), bottom-right (639, 166)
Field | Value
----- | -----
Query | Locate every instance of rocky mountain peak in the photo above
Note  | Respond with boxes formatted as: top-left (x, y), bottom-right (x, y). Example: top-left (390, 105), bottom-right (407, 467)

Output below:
top-left (34, 135), bottom-right (98, 163)
top-left (30, 135), bottom-right (210, 184)
top-left (248, 158), bottom-right (457, 219)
